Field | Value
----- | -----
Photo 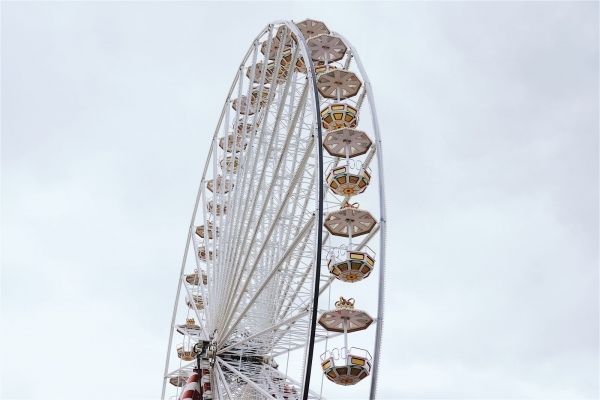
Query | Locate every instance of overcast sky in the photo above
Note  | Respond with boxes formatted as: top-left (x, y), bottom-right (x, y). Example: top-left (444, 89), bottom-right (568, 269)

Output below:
top-left (1, 2), bottom-right (598, 400)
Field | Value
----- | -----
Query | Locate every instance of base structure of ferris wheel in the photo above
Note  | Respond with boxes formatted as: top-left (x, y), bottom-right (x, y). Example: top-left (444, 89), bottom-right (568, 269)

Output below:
top-left (162, 19), bottom-right (387, 400)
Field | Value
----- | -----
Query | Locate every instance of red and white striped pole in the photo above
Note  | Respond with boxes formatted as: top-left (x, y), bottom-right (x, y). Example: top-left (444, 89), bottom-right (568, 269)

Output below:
top-left (180, 372), bottom-right (201, 400)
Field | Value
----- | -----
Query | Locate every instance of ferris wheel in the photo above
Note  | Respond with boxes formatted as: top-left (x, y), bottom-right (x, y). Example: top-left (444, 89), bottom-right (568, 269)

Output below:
top-left (161, 19), bottom-right (386, 400)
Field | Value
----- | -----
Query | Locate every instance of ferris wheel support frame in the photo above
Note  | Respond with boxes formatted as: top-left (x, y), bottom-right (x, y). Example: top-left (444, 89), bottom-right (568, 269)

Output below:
top-left (161, 20), bottom-right (386, 400)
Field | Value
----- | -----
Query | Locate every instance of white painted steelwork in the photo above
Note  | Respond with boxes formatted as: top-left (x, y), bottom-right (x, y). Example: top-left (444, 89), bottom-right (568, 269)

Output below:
top-left (162, 20), bottom-right (386, 400)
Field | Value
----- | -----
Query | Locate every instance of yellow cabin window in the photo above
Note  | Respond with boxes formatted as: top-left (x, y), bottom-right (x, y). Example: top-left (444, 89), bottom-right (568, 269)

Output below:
top-left (351, 357), bottom-right (365, 366)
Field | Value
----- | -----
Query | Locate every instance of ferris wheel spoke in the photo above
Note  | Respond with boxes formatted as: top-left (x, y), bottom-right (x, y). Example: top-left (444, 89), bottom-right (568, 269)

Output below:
top-left (275, 239), bottom-right (312, 320)
top-left (220, 212), bottom-right (315, 346)
top-left (192, 35), bottom-right (259, 299)
top-left (360, 143), bottom-right (377, 170)
top-left (225, 82), bottom-right (309, 289)
top-left (264, 365), bottom-right (324, 400)
top-left (210, 66), bottom-right (246, 301)
top-left (218, 51), bottom-right (281, 266)
top-left (217, 84), bottom-right (309, 327)
top-left (354, 87), bottom-right (367, 110)
top-left (235, 139), bottom-right (315, 291)
top-left (220, 214), bottom-right (315, 343)
top-left (218, 308), bottom-right (310, 355)
top-left (270, 322), bottom-right (340, 357)
top-left (213, 30), bottom-right (292, 318)
top-left (229, 34), bottom-right (298, 213)
top-left (343, 52), bottom-right (354, 70)
top-left (165, 360), bottom-right (196, 378)
top-left (227, 74), bottom-right (305, 270)
top-left (276, 246), bottom-right (316, 321)
top-left (217, 137), bottom-right (316, 339)
top-left (217, 357), bottom-right (275, 399)
top-left (274, 169), bottom-right (317, 315)
top-left (214, 362), bottom-right (235, 400)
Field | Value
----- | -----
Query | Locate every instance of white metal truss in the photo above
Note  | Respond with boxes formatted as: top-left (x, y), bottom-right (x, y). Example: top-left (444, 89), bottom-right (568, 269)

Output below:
top-left (162, 20), bottom-right (386, 400)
